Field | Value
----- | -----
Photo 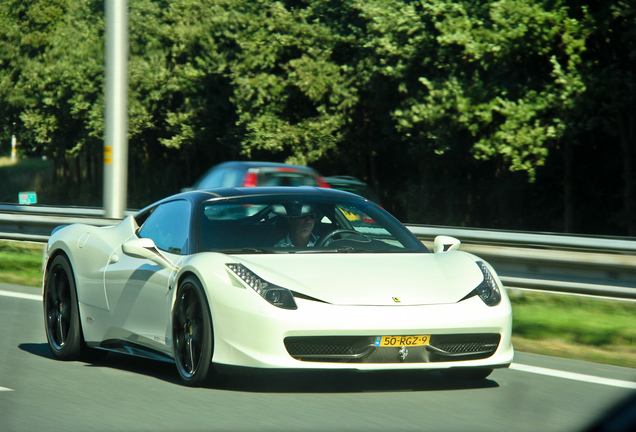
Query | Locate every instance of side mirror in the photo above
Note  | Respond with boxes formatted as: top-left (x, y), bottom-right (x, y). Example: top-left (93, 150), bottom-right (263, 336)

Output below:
top-left (122, 238), bottom-right (173, 268)
top-left (433, 235), bottom-right (461, 253)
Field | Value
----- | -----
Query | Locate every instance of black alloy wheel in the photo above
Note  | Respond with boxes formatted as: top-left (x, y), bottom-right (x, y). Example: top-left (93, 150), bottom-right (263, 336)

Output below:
top-left (172, 276), bottom-right (213, 386)
top-left (43, 255), bottom-right (83, 360)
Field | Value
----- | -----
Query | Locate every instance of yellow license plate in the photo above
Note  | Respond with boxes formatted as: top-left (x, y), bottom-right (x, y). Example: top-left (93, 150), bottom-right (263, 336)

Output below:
top-left (374, 335), bottom-right (430, 347)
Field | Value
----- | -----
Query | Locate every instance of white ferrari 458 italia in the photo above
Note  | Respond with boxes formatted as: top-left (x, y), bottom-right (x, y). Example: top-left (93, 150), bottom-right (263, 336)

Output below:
top-left (43, 187), bottom-right (513, 386)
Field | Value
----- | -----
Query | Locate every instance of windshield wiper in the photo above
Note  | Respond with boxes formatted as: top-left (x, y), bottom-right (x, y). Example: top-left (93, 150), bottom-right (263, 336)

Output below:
top-left (333, 247), bottom-right (381, 253)
top-left (215, 248), bottom-right (272, 254)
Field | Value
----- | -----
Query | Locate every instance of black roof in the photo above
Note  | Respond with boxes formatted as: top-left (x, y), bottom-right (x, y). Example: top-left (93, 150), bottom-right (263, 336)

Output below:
top-left (138, 186), bottom-right (367, 215)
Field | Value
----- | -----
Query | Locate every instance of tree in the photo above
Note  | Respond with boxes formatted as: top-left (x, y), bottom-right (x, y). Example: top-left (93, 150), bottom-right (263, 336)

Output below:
top-left (1, 0), bottom-right (105, 194)
top-left (391, 0), bottom-right (586, 181)
top-left (1, 0), bottom-right (633, 235)
top-left (226, 1), bottom-right (355, 166)
top-left (568, 1), bottom-right (636, 235)
top-left (127, 0), bottom-right (240, 191)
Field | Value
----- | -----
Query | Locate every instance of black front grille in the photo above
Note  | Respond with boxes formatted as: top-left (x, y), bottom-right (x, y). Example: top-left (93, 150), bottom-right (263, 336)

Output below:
top-left (284, 333), bottom-right (501, 363)
top-left (428, 334), bottom-right (500, 362)
top-left (285, 336), bottom-right (376, 361)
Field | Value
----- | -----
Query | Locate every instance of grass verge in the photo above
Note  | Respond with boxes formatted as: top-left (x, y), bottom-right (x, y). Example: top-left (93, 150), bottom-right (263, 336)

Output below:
top-left (1, 241), bottom-right (634, 369)
top-left (509, 290), bottom-right (636, 368)
top-left (0, 240), bottom-right (44, 287)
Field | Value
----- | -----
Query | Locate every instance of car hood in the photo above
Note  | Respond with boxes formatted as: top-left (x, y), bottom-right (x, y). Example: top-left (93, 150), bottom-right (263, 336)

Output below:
top-left (232, 252), bottom-right (484, 306)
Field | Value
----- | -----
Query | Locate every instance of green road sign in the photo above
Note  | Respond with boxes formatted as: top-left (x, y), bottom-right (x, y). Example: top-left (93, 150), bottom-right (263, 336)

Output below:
top-left (18, 191), bottom-right (37, 205)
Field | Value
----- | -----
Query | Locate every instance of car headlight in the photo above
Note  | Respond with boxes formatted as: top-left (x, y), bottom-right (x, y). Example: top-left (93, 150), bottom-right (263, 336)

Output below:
top-left (226, 263), bottom-right (297, 310)
top-left (473, 261), bottom-right (502, 306)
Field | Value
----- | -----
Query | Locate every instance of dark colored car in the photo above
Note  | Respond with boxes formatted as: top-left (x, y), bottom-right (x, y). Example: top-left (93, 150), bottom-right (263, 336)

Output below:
top-left (187, 161), bottom-right (331, 190)
top-left (324, 176), bottom-right (381, 203)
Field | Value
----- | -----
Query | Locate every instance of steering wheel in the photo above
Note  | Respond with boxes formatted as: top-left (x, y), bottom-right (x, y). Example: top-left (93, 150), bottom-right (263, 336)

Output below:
top-left (316, 229), bottom-right (369, 247)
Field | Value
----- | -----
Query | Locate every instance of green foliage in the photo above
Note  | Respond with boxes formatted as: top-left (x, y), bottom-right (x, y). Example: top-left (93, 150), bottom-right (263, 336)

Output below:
top-left (391, 0), bottom-right (587, 180)
top-left (6, 0), bottom-right (104, 158)
top-left (0, 0), bottom-right (634, 234)
top-left (227, 1), bottom-right (352, 164)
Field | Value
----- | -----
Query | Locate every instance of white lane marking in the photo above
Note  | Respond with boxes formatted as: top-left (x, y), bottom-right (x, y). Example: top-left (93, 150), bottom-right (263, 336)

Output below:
top-left (511, 363), bottom-right (636, 389)
top-left (0, 386), bottom-right (14, 391)
top-left (0, 290), bottom-right (42, 301)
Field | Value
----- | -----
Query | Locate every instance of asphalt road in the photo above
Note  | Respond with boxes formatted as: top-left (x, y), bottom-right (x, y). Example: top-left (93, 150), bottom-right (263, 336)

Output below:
top-left (1, 283), bottom-right (635, 432)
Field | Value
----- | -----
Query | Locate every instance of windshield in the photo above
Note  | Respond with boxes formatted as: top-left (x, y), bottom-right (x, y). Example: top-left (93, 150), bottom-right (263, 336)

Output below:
top-left (196, 194), bottom-right (427, 253)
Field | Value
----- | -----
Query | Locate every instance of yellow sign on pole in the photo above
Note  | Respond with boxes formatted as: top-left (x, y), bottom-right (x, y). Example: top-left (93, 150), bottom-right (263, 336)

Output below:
top-left (104, 145), bottom-right (112, 164)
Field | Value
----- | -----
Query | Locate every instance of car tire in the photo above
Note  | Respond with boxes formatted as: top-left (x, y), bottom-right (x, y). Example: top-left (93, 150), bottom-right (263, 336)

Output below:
top-left (440, 368), bottom-right (493, 380)
top-left (43, 255), bottom-right (83, 360)
top-left (172, 276), bottom-right (214, 387)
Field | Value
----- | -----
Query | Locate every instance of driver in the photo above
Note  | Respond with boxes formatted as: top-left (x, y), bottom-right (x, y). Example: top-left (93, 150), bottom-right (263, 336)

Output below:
top-left (275, 203), bottom-right (319, 247)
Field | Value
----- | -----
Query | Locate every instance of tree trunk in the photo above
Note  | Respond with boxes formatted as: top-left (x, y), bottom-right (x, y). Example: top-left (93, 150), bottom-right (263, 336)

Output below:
top-left (563, 139), bottom-right (574, 233)
top-left (618, 109), bottom-right (636, 236)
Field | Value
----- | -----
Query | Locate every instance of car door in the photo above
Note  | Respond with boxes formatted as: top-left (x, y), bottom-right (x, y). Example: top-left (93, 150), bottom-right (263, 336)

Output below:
top-left (103, 199), bottom-right (191, 351)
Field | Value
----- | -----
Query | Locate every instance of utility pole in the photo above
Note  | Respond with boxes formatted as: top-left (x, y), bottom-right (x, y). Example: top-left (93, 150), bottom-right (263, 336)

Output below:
top-left (103, 0), bottom-right (129, 219)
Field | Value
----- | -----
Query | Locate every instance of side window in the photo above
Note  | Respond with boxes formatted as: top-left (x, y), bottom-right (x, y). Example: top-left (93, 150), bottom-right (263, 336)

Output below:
top-left (139, 200), bottom-right (191, 254)
top-left (200, 168), bottom-right (226, 188)
top-left (222, 167), bottom-right (240, 187)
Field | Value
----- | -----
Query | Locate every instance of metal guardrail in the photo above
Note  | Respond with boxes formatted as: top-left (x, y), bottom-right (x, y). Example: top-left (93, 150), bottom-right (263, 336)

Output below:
top-left (0, 204), bottom-right (131, 242)
top-left (2, 204), bottom-right (635, 299)
top-left (409, 226), bottom-right (636, 300)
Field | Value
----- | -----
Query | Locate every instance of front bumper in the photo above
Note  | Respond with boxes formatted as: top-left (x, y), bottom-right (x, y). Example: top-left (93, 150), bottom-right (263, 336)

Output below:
top-left (285, 333), bottom-right (501, 363)
top-left (209, 291), bottom-right (514, 371)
